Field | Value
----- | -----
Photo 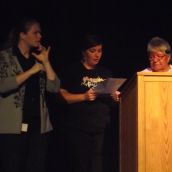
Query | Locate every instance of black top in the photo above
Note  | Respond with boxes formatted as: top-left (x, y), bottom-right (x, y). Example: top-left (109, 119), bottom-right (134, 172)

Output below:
top-left (59, 61), bottom-right (113, 132)
top-left (13, 46), bottom-right (40, 133)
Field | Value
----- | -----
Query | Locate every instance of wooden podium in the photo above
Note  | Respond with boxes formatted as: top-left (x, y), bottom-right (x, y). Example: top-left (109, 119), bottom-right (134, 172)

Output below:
top-left (119, 72), bottom-right (172, 172)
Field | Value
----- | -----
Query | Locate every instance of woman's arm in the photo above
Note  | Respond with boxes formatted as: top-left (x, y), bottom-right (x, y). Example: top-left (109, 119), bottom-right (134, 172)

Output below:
top-left (60, 88), bottom-right (96, 104)
top-left (0, 58), bottom-right (43, 93)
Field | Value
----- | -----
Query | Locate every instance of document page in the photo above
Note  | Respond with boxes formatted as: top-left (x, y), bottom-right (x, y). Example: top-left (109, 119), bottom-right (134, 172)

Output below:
top-left (93, 78), bottom-right (127, 94)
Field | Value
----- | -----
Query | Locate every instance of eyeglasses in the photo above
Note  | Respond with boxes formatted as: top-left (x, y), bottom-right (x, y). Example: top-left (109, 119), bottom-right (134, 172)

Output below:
top-left (149, 52), bottom-right (167, 61)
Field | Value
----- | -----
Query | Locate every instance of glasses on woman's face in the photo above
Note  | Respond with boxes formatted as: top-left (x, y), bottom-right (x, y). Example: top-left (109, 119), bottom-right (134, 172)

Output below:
top-left (149, 51), bottom-right (167, 61)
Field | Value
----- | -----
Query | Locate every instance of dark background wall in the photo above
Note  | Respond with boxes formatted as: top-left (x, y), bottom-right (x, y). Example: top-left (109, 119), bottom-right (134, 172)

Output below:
top-left (0, 1), bottom-right (172, 171)
top-left (1, 0), bottom-right (172, 78)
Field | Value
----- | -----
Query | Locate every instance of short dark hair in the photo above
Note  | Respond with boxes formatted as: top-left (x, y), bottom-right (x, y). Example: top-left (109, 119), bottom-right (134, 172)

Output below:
top-left (81, 34), bottom-right (103, 51)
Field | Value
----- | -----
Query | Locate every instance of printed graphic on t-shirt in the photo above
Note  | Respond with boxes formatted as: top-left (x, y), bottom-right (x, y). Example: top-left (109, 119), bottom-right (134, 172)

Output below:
top-left (81, 76), bottom-right (104, 88)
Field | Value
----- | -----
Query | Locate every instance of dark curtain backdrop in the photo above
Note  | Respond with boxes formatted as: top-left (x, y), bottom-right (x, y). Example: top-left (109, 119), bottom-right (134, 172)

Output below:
top-left (1, 0), bottom-right (172, 78)
top-left (0, 1), bottom-right (172, 171)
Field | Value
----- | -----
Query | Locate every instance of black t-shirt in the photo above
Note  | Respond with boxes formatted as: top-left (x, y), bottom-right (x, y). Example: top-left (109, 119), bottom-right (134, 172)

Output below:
top-left (59, 62), bottom-right (113, 132)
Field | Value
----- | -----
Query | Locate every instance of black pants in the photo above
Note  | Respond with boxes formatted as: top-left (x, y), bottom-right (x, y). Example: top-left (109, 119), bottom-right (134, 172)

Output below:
top-left (56, 128), bottom-right (105, 172)
top-left (0, 132), bottom-right (50, 172)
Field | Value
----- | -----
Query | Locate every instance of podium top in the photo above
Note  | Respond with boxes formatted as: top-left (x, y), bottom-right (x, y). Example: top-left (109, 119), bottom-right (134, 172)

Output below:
top-left (120, 72), bottom-right (172, 93)
top-left (137, 72), bottom-right (172, 76)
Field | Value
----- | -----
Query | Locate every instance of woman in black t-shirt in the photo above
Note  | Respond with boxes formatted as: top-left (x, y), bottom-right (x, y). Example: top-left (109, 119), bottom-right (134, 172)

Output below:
top-left (57, 34), bottom-right (119, 172)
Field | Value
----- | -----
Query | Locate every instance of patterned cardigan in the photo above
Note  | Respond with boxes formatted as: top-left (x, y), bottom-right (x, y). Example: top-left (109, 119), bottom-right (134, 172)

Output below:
top-left (0, 48), bottom-right (60, 134)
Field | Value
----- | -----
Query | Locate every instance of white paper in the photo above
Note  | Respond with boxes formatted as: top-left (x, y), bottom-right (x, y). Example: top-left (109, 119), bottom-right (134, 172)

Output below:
top-left (93, 78), bottom-right (127, 94)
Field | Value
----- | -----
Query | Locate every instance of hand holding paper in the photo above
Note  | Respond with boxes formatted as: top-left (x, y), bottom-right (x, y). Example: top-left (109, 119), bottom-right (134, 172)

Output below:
top-left (85, 89), bottom-right (96, 101)
top-left (111, 90), bottom-right (121, 102)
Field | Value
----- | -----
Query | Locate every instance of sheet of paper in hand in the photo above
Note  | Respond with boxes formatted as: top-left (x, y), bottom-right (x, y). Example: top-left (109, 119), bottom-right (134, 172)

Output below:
top-left (93, 78), bottom-right (127, 94)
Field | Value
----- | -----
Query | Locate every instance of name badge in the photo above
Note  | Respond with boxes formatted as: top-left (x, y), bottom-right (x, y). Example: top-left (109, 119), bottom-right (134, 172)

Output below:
top-left (21, 123), bottom-right (28, 132)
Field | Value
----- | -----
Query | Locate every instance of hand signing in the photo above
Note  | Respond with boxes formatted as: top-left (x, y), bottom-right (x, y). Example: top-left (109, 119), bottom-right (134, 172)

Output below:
top-left (32, 45), bottom-right (51, 65)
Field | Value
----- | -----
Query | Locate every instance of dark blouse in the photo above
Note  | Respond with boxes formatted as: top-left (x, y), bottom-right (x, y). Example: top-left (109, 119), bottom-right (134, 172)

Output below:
top-left (13, 46), bottom-right (40, 133)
